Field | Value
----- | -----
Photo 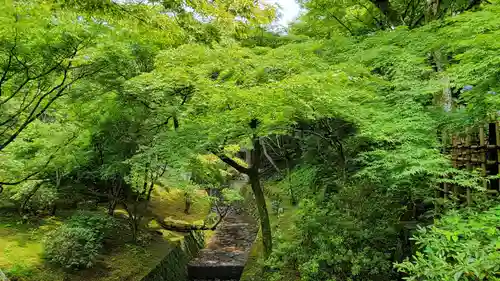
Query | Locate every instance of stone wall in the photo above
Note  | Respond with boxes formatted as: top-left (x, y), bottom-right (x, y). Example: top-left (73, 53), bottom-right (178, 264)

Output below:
top-left (140, 231), bottom-right (205, 281)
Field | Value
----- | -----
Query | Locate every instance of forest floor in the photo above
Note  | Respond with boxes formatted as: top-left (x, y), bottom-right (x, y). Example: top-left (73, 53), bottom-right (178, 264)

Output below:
top-left (0, 187), bottom-right (211, 281)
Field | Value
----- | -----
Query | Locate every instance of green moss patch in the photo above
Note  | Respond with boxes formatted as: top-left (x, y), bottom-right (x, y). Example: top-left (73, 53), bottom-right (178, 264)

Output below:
top-left (0, 187), bottom-right (210, 281)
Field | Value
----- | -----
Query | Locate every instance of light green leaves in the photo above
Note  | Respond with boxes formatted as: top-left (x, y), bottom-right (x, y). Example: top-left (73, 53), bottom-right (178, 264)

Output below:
top-left (396, 206), bottom-right (500, 281)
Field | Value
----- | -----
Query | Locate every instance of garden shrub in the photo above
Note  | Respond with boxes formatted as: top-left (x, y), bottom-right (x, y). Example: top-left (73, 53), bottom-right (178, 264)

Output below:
top-left (268, 185), bottom-right (403, 281)
top-left (396, 205), bottom-right (500, 281)
top-left (43, 225), bottom-right (102, 269)
top-left (67, 211), bottom-right (118, 240)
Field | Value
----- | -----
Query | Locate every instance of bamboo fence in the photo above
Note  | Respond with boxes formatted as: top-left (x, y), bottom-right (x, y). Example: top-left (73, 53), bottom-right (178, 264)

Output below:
top-left (438, 121), bottom-right (500, 205)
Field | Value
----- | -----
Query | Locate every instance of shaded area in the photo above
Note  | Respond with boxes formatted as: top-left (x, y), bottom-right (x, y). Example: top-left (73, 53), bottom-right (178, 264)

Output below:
top-left (188, 205), bottom-right (258, 281)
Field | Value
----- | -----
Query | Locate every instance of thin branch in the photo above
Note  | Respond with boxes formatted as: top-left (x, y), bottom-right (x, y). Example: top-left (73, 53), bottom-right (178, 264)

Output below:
top-left (0, 81), bottom-right (48, 128)
top-left (410, 13), bottom-right (425, 29)
top-left (330, 13), bottom-right (355, 35)
top-left (20, 180), bottom-right (48, 212)
top-left (0, 63), bottom-right (103, 151)
top-left (0, 41), bottom-right (80, 106)
top-left (357, 0), bottom-right (384, 27)
top-left (261, 139), bottom-right (281, 174)
top-left (0, 69), bottom-right (69, 150)
top-left (111, 3), bottom-right (154, 27)
top-left (0, 77), bottom-right (31, 106)
top-left (0, 50), bottom-right (14, 97)
top-left (180, 94), bottom-right (189, 105)
top-left (149, 116), bottom-right (172, 132)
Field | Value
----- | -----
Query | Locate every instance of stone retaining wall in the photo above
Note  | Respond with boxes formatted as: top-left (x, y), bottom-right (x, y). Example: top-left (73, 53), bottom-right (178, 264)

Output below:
top-left (140, 231), bottom-right (205, 281)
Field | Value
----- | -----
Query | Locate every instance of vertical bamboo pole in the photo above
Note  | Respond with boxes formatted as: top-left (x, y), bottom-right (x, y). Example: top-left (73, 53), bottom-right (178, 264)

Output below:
top-left (466, 130), bottom-right (472, 206)
top-left (480, 126), bottom-right (487, 191)
top-left (446, 134), bottom-right (456, 200)
top-left (454, 135), bottom-right (462, 196)
top-left (496, 121), bottom-right (500, 191)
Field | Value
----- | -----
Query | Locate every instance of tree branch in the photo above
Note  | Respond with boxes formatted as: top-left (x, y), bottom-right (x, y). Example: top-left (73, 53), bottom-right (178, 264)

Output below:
top-left (0, 46), bottom-right (15, 97)
top-left (330, 13), bottom-right (354, 36)
top-left (213, 152), bottom-right (250, 174)
top-left (261, 139), bottom-right (281, 174)
top-left (0, 63), bottom-right (103, 152)
top-left (402, 0), bottom-right (415, 23)
top-left (410, 13), bottom-right (425, 29)
top-left (0, 133), bottom-right (78, 186)
top-left (0, 69), bottom-right (69, 151)
top-left (153, 205), bottom-right (230, 232)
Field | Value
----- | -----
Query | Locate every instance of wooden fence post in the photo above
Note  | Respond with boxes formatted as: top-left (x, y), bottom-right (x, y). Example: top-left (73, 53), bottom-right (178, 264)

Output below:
top-left (495, 121), bottom-right (500, 192)
top-left (480, 126), bottom-right (488, 191)
top-left (465, 130), bottom-right (472, 205)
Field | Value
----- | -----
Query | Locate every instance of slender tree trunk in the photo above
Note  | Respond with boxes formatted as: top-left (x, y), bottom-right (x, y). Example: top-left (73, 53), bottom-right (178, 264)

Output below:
top-left (249, 170), bottom-right (272, 258)
top-left (214, 137), bottom-right (273, 258)
top-left (108, 200), bottom-right (117, 216)
top-left (250, 138), bottom-right (273, 258)
top-left (184, 192), bottom-right (192, 214)
top-left (433, 50), bottom-right (452, 113)
top-left (285, 158), bottom-right (296, 206)
top-left (107, 178), bottom-right (122, 215)
top-left (123, 200), bottom-right (140, 243)
top-left (50, 204), bottom-right (57, 216)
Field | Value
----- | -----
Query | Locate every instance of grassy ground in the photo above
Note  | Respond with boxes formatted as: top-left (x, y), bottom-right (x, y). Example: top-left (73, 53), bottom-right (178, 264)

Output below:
top-left (0, 187), bottom-right (211, 281)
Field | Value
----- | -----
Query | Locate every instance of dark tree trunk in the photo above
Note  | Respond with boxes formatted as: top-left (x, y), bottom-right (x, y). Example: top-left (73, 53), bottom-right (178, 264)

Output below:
top-left (285, 158), bottom-right (297, 206)
top-left (249, 170), bottom-right (272, 258)
top-left (250, 138), bottom-right (273, 258)
top-left (213, 136), bottom-right (273, 258)
top-left (107, 179), bottom-right (122, 215)
top-left (50, 204), bottom-right (57, 216)
top-left (122, 201), bottom-right (141, 243)
top-left (184, 193), bottom-right (192, 214)
top-left (108, 200), bottom-right (117, 216)
top-left (370, 0), bottom-right (399, 25)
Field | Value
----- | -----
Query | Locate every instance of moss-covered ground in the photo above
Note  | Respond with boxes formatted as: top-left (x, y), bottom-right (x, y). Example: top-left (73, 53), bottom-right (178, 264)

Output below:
top-left (0, 187), bottom-right (211, 281)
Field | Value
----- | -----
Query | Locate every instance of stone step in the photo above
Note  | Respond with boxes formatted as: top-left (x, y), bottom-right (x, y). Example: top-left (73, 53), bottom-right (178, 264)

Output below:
top-left (188, 202), bottom-right (257, 281)
top-left (188, 264), bottom-right (244, 280)
top-left (192, 279), bottom-right (238, 281)
top-left (190, 250), bottom-right (247, 265)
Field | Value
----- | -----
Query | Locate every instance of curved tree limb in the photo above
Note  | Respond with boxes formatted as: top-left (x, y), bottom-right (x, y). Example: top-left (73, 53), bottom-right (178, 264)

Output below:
top-left (213, 152), bottom-right (250, 174)
top-left (153, 205), bottom-right (231, 232)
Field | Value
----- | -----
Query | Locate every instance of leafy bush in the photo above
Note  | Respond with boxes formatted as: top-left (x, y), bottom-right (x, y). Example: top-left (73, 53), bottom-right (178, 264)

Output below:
top-left (8, 181), bottom-right (58, 213)
top-left (396, 206), bottom-right (500, 281)
top-left (5, 264), bottom-right (34, 279)
top-left (30, 185), bottom-right (58, 211)
top-left (43, 212), bottom-right (117, 269)
top-left (43, 225), bottom-right (102, 269)
top-left (268, 185), bottom-right (403, 281)
top-left (67, 211), bottom-right (118, 240)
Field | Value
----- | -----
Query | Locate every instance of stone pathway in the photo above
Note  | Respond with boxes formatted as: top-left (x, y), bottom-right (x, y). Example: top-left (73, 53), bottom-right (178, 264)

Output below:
top-left (188, 205), bottom-right (258, 281)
